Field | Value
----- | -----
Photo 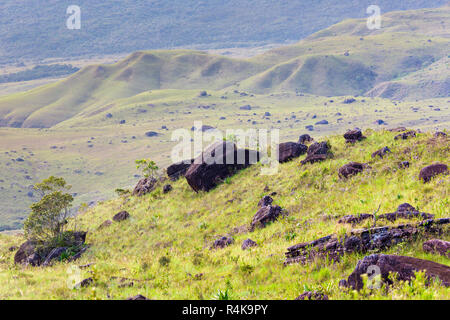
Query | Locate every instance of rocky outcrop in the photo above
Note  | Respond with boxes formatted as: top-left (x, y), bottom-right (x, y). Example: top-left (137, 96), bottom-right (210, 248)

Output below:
top-left (278, 142), bottom-right (308, 163)
top-left (338, 162), bottom-right (368, 179)
top-left (113, 211), bottom-right (130, 222)
top-left (342, 254), bottom-right (450, 290)
top-left (423, 239), bottom-right (450, 258)
top-left (344, 129), bottom-right (366, 143)
top-left (14, 240), bottom-right (37, 265)
top-left (284, 218), bottom-right (449, 265)
top-left (301, 141), bottom-right (331, 165)
top-left (132, 177), bottom-right (158, 196)
top-left (185, 142), bottom-right (259, 192)
top-left (419, 163), bottom-right (448, 183)
top-left (167, 159), bottom-right (194, 181)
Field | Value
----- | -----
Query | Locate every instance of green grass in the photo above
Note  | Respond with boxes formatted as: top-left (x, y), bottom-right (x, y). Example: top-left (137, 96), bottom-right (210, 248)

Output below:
top-left (0, 129), bottom-right (448, 299)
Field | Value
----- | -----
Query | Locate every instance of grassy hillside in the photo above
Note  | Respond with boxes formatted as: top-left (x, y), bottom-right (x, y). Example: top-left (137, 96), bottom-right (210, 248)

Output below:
top-left (0, 129), bottom-right (448, 299)
top-left (1, 0), bottom-right (448, 64)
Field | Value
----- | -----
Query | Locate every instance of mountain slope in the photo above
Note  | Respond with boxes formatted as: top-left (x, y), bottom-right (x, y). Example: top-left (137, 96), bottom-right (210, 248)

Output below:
top-left (1, 0), bottom-right (448, 64)
top-left (0, 129), bottom-right (448, 299)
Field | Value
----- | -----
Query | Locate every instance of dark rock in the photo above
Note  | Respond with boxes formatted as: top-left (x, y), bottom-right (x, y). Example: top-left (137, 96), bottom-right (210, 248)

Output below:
top-left (133, 177), bottom-right (157, 196)
top-left (8, 245), bottom-right (18, 252)
top-left (298, 134), bottom-right (313, 144)
top-left (399, 161), bottom-right (410, 169)
top-left (305, 125), bottom-right (314, 131)
top-left (295, 291), bottom-right (328, 300)
top-left (343, 98), bottom-right (356, 104)
top-left (14, 240), bottom-right (37, 265)
top-left (106, 113), bottom-right (113, 118)
top-left (374, 119), bottom-right (386, 125)
top-left (76, 277), bottom-right (94, 288)
top-left (199, 91), bottom-right (208, 97)
top-left (25, 253), bottom-right (42, 267)
top-left (185, 142), bottom-right (259, 192)
top-left (419, 163), bottom-right (448, 183)
top-left (113, 211), bottom-right (130, 222)
top-left (163, 184), bottom-right (173, 194)
top-left (242, 239), bottom-right (258, 250)
top-left (42, 247), bottom-right (67, 266)
top-left (301, 141), bottom-right (331, 165)
top-left (388, 127), bottom-right (407, 132)
top-left (240, 105), bottom-right (252, 110)
top-left (127, 294), bottom-right (150, 300)
top-left (434, 132), bottom-right (447, 138)
top-left (258, 196), bottom-right (273, 208)
top-left (119, 120), bottom-right (126, 124)
top-left (344, 129), bottom-right (366, 143)
top-left (264, 112), bottom-right (271, 117)
top-left (315, 120), bottom-right (328, 125)
top-left (339, 279), bottom-right (348, 288)
top-left (338, 162), bottom-right (368, 179)
top-left (250, 205), bottom-right (285, 231)
top-left (338, 214), bottom-right (374, 224)
top-left (371, 146), bottom-right (391, 159)
top-left (211, 236), bottom-right (234, 249)
top-left (278, 142), bottom-right (307, 163)
top-left (167, 159), bottom-right (194, 181)
top-left (284, 218), bottom-right (449, 265)
top-left (423, 239), bottom-right (450, 258)
top-left (394, 131), bottom-right (416, 140)
top-left (145, 131), bottom-right (159, 137)
top-left (345, 254), bottom-right (450, 290)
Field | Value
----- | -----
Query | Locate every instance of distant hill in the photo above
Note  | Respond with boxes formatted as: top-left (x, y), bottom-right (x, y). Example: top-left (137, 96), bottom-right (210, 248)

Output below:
top-left (0, 5), bottom-right (448, 128)
top-left (0, 0), bottom-right (448, 64)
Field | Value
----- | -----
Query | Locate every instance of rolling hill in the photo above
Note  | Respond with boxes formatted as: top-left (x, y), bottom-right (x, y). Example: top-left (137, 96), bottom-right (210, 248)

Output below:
top-left (0, 0), bottom-right (448, 64)
top-left (0, 5), bottom-right (449, 129)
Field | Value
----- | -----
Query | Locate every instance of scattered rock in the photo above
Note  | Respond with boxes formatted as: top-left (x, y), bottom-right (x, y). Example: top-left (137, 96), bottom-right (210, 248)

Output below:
top-left (398, 161), bottom-right (410, 169)
top-left (338, 214), bottom-right (374, 224)
top-left (163, 184), bottom-right (173, 194)
top-left (127, 295), bottom-right (150, 300)
top-left (258, 196), bottom-right (273, 208)
top-left (113, 211), bottom-right (130, 222)
top-left (211, 236), bottom-right (234, 249)
top-left (434, 132), bottom-right (447, 138)
top-left (76, 278), bottom-right (94, 288)
top-left (185, 142), bottom-right (259, 192)
top-left (132, 177), bottom-right (158, 196)
top-left (344, 129), bottom-right (366, 143)
top-left (145, 131), bottom-right (159, 137)
top-left (242, 239), bottom-right (258, 250)
top-left (284, 218), bottom-right (449, 265)
top-left (301, 141), bottom-right (331, 165)
top-left (338, 162), bottom-right (368, 179)
top-left (423, 239), bottom-right (450, 258)
top-left (295, 291), bottom-right (329, 300)
top-left (277, 142), bottom-right (307, 163)
top-left (305, 125), bottom-right (314, 131)
top-left (240, 105), bottom-right (252, 110)
top-left (251, 205), bottom-right (285, 231)
top-left (344, 254), bottom-right (450, 290)
top-left (394, 131), bottom-right (416, 140)
top-left (8, 245), bottom-right (18, 252)
top-left (315, 120), bottom-right (328, 125)
top-left (371, 146), bottom-right (391, 159)
top-left (388, 127), bottom-right (407, 132)
top-left (167, 159), bottom-right (194, 181)
top-left (419, 163), bottom-right (448, 183)
top-left (298, 134), bottom-right (313, 144)
top-left (343, 98), bottom-right (356, 104)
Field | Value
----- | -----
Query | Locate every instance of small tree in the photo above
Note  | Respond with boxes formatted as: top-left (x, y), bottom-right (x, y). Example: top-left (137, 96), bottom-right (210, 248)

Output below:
top-left (135, 159), bottom-right (159, 179)
top-left (24, 176), bottom-right (74, 245)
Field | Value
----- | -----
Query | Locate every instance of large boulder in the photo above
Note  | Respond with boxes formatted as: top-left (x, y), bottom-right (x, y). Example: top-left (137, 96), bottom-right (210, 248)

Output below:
top-left (371, 146), bottom-right (391, 159)
top-left (301, 141), bottom-right (331, 165)
top-left (211, 236), bottom-right (234, 249)
top-left (132, 177), bottom-right (158, 196)
top-left (185, 141), bottom-right (259, 192)
top-left (242, 239), bottom-right (258, 250)
top-left (166, 159), bottom-right (194, 181)
top-left (338, 162), bottom-right (367, 179)
top-left (344, 254), bottom-right (450, 290)
top-left (42, 247), bottom-right (67, 266)
top-left (423, 239), bottom-right (450, 258)
top-left (419, 163), bottom-right (448, 183)
top-left (277, 142), bottom-right (307, 163)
